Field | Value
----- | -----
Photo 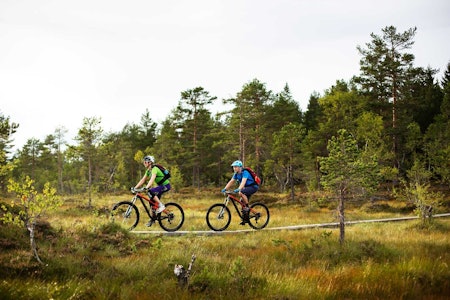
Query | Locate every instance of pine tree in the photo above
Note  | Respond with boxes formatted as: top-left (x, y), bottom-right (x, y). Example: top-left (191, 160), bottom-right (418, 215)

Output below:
top-left (73, 117), bottom-right (103, 207)
top-left (173, 87), bottom-right (217, 188)
top-left (356, 26), bottom-right (418, 171)
top-left (320, 129), bottom-right (379, 244)
top-left (0, 112), bottom-right (18, 192)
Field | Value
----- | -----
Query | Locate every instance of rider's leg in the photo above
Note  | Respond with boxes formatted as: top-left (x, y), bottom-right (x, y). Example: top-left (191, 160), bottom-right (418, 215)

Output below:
top-left (148, 188), bottom-right (165, 212)
top-left (153, 194), bottom-right (163, 205)
top-left (240, 185), bottom-right (258, 207)
top-left (239, 191), bottom-right (249, 207)
top-left (149, 184), bottom-right (171, 213)
top-left (239, 186), bottom-right (258, 225)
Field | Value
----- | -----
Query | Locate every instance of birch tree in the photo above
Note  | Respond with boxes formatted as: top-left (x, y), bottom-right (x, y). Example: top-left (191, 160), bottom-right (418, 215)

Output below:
top-left (2, 177), bottom-right (62, 264)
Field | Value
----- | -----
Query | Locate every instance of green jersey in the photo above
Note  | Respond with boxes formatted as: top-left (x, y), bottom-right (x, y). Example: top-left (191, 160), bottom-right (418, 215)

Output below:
top-left (145, 166), bottom-right (170, 185)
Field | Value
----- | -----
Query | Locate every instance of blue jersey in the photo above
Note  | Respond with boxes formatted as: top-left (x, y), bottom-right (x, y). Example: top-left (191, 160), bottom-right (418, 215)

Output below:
top-left (233, 169), bottom-right (256, 186)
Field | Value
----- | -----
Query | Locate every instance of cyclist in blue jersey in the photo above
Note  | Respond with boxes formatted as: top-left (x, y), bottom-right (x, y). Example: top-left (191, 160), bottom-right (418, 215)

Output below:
top-left (221, 160), bottom-right (259, 224)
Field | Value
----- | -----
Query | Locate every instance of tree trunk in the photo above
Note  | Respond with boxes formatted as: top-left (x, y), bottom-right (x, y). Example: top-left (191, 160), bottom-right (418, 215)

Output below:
top-left (28, 221), bottom-right (43, 264)
top-left (392, 74), bottom-right (399, 171)
top-left (58, 150), bottom-right (64, 193)
top-left (239, 101), bottom-right (245, 160)
top-left (338, 190), bottom-right (345, 244)
top-left (289, 164), bottom-right (295, 202)
top-left (88, 155), bottom-right (92, 207)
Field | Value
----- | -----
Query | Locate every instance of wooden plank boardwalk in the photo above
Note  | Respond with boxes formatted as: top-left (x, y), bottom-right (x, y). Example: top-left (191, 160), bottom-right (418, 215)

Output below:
top-left (130, 213), bottom-right (450, 236)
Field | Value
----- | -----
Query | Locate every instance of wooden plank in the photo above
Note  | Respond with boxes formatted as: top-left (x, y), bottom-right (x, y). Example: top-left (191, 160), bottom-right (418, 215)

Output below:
top-left (130, 213), bottom-right (450, 236)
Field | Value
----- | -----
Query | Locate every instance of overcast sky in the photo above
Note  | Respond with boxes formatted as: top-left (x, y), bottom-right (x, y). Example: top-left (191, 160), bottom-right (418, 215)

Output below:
top-left (1, 0), bottom-right (449, 152)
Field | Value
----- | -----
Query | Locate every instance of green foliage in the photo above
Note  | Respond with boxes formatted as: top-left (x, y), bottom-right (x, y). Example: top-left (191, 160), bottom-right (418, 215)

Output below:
top-left (270, 123), bottom-right (306, 194)
top-left (225, 79), bottom-right (273, 172)
top-left (0, 111), bottom-right (19, 192)
top-left (320, 129), bottom-right (380, 243)
top-left (0, 192), bottom-right (449, 299)
top-left (2, 177), bottom-right (62, 228)
top-left (227, 256), bottom-right (267, 295)
top-left (2, 176), bottom-right (62, 264)
top-left (300, 231), bottom-right (396, 267)
top-left (397, 159), bottom-right (444, 225)
top-left (265, 84), bottom-right (303, 131)
top-left (355, 26), bottom-right (439, 173)
top-left (0, 279), bottom-right (93, 300)
top-left (424, 76), bottom-right (450, 187)
top-left (1, 26), bottom-right (448, 200)
top-left (318, 83), bottom-right (364, 138)
top-left (167, 165), bottom-right (183, 192)
top-left (73, 117), bottom-right (103, 206)
top-left (172, 87), bottom-right (218, 188)
top-left (320, 129), bottom-right (379, 198)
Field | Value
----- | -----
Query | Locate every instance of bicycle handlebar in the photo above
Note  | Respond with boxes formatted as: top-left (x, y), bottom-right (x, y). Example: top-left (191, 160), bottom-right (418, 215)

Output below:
top-left (223, 190), bottom-right (238, 195)
top-left (131, 187), bottom-right (147, 194)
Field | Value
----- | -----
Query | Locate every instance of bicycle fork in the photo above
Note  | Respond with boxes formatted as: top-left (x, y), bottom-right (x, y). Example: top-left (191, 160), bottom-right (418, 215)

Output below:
top-left (217, 198), bottom-right (229, 219)
top-left (124, 197), bottom-right (138, 218)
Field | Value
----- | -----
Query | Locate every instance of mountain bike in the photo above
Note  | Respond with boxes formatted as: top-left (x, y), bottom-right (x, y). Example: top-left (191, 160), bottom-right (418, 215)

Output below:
top-left (111, 188), bottom-right (184, 232)
top-left (206, 191), bottom-right (270, 231)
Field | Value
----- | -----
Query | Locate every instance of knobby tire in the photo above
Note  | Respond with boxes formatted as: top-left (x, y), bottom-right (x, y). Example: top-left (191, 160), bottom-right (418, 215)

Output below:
top-left (206, 203), bottom-right (231, 231)
top-left (111, 201), bottom-right (140, 231)
top-left (248, 202), bottom-right (270, 230)
top-left (158, 202), bottom-right (185, 232)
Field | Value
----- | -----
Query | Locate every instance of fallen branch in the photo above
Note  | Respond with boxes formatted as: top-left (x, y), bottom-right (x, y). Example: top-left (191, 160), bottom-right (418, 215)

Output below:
top-left (174, 254), bottom-right (196, 288)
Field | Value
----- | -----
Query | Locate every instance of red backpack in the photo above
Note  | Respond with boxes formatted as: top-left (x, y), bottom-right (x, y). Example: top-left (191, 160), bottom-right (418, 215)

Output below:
top-left (244, 167), bottom-right (262, 185)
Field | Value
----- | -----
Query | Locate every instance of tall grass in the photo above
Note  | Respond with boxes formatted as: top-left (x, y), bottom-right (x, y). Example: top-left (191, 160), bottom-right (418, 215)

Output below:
top-left (0, 191), bottom-right (449, 299)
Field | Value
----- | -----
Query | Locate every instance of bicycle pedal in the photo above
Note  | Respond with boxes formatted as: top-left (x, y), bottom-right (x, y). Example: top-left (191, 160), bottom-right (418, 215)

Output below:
top-left (146, 221), bottom-right (154, 227)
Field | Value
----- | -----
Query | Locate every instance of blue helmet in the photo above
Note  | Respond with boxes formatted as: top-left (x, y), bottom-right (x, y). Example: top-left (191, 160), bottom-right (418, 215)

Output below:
top-left (231, 160), bottom-right (243, 167)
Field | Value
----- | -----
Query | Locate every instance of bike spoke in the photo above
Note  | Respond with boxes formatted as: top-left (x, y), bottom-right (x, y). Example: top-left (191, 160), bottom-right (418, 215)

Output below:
top-left (158, 203), bottom-right (184, 232)
top-left (111, 202), bottom-right (139, 231)
top-left (247, 203), bottom-right (269, 230)
top-left (206, 204), bottom-right (231, 231)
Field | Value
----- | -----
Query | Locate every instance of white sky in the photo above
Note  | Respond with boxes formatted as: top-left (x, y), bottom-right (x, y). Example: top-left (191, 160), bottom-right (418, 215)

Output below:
top-left (1, 0), bottom-right (449, 152)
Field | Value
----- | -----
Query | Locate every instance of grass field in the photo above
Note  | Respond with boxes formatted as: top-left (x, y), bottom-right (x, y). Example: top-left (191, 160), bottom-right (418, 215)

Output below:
top-left (1, 190), bottom-right (449, 299)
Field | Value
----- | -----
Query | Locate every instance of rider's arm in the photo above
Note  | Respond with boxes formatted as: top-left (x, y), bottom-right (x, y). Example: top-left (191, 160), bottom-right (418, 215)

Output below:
top-left (224, 178), bottom-right (236, 190)
top-left (145, 167), bottom-right (158, 189)
top-left (145, 172), bottom-right (157, 189)
top-left (238, 177), bottom-right (247, 190)
top-left (135, 174), bottom-right (148, 189)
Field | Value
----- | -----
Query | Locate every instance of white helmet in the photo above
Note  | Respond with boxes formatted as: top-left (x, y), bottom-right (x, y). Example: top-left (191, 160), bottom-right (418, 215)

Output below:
top-left (143, 155), bottom-right (155, 163)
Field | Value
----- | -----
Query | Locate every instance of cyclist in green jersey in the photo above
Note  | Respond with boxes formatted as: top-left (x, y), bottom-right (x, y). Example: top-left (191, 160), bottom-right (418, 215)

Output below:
top-left (134, 155), bottom-right (171, 213)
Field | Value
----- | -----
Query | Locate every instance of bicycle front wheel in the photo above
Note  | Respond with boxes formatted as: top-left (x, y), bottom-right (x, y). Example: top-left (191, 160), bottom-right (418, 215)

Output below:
top-left (248, 202), bottom-right (270, 230)
top-left (111, 201), bottom-right (140, 231)
top-left (158, 202), bottom-right (185, 232)
top-left (206, 203), bottom-right (231, 231)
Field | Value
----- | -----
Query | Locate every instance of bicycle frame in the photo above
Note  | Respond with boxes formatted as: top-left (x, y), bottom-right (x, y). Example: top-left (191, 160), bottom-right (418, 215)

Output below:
top-left (112, 187), bottom-right (185, 232)
top-left (223, 193), bottom-right (247, 220)
top-left (206, 191), bottom-right (269, 231)
top-left (131, 191), bottom-right (160, 220)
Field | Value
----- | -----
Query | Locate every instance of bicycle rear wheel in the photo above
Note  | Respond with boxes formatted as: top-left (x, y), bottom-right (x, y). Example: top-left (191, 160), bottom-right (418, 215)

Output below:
top-left (111, 201), bottom-right (140, 230)
top-left (158, 202), bottom-right (184, 232)
top-left (248, 202), bottom-right (269, 230)
top-left (206, 203), bottom-right (231, 231)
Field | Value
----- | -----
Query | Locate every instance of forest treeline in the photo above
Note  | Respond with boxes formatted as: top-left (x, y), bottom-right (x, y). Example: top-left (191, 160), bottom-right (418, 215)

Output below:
top-left (1, 26), bottom-right (449, 200)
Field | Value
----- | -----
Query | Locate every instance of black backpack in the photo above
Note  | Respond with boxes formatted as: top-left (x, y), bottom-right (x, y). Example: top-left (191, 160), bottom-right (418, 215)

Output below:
top-left (155, 164), bottom-right (171, 185)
